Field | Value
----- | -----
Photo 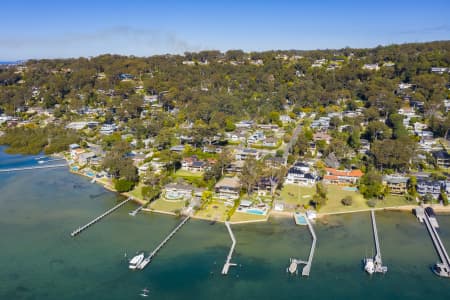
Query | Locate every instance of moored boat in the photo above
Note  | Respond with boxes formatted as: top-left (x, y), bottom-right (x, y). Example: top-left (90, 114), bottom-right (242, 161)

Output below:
top-left (129, 252), bottom-right (145, 270)
top-left (364, 258), bottom-right (375, 274)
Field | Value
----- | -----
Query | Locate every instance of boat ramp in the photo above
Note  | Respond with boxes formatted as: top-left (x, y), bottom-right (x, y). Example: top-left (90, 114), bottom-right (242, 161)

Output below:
top-left (70, 197), bottom-right (133, 237)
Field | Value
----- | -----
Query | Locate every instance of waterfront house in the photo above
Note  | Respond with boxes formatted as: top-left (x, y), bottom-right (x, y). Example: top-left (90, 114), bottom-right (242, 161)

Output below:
top-left (285, 162), bottom-right (317, 185)
top-left (323, 168), bottom-right (363, 185)
top-left (254, 177), bottom-right (279, 196)
top-left (163, 183), bottom-right (194, 199)
top-left (78, 152), bottom-right (96, 166)
top-left (382, 175), bottom-right (409, 194)
top-left (70, 147), bottom-right (85, 160)
top-left (285, 167), bottom-right (317, 185)
top-left (215, 177), bottom-right (241, 200)
top-left (417, 179), bottom-right (441, 199)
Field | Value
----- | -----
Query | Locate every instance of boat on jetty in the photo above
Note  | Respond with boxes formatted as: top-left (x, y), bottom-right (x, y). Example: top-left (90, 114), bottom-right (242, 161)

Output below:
top-left (129, 253), bottom-right (145, 270)
top-left (364, 258), bottom-right (375, 275)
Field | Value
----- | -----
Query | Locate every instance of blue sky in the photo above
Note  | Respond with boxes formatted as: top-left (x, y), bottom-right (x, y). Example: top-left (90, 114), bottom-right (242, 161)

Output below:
top-left (1, 0), bottom-right (449, 60)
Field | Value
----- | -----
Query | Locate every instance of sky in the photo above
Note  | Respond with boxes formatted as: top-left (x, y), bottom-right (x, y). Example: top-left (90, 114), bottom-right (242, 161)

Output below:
top-left (1, 0), bottom-right (449, 60)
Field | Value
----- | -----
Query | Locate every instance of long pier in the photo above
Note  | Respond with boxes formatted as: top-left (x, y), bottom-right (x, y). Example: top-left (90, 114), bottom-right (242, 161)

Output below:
top-left (371, 210), bottom-right (385, 272)
top-left (137, 216), bottom-right (190, 270)
top-left (0, 164), bottom-right (67, 173)
top-left (70, 197), bottom-right (132, 237)
top-left (221, 222), bottom-right (237, 275)
top-left (367, 210), bottom-right (388, 273)
top-left (301, 216), bottom-right (317, 276)
top-left (423, 209), bottom-right (450, 277)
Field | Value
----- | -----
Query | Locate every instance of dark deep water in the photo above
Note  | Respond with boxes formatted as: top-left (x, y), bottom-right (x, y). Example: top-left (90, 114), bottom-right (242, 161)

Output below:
top-left (1, 148), bottom-right (450, 299)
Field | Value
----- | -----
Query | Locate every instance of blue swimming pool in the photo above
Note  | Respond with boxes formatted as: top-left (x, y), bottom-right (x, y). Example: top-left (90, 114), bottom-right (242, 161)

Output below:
top-left (85, 171), bottom-right (95, 177)
top-left (342, 187), bottom-right (358, 191)
top-left (71, 166), bottom-right (79, 171)
top-left (246, 209), bottom-right (266, 215)
top-left (295, 214), bottom-right (308, 225)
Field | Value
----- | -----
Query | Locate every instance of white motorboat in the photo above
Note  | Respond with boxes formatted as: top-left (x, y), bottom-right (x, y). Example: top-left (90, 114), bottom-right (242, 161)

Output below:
top-left (364, 258), bottom-right (375, 274)
top-left (137, 257), bottom-right (151, 270)
top-left (129, 253), bottom-right (145, 270)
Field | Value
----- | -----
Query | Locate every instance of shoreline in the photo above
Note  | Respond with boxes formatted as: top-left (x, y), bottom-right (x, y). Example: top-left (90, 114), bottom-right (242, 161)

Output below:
top-left (64, 157), bottom-right (450, 224)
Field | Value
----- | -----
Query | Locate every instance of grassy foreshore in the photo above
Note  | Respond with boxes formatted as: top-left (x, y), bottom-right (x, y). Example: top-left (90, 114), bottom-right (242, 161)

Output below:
top-left (65, 157), bottom-right (450, 225)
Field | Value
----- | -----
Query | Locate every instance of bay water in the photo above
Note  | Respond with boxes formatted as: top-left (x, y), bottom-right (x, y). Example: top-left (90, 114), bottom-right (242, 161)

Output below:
top-left (1, 148), bottom-right (450, 299)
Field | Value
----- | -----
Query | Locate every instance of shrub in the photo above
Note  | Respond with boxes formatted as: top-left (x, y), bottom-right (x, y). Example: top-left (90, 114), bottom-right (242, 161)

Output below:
top-left (114, 179), bottom-right (135, 192)
top-left (441, 191), bottom-right (449, 206)
top-left (341, 195), bottom-right (353, 206)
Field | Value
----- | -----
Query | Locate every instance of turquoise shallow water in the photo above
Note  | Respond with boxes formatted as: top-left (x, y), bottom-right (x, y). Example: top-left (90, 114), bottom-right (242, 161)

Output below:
top-left (1, 148), bottom-right (450, 299)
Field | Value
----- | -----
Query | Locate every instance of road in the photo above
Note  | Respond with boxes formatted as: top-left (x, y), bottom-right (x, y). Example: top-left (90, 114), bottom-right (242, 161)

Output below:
top-left (283, 121), bottom-right (303, 160)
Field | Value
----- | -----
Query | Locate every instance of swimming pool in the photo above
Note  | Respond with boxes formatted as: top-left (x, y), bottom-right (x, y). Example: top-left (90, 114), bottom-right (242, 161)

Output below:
top-left (342, 186), bottom-right (358, 191)
top-left (85, 171), bottom-right (95, 177)
top-left (166, 191), bottom-right (183, 200)
top-left (246, 208), bottom-right (266, 215)
top-left (71, 166), bottom-right (79, 171)
top-left (295, 213), bottom-right (308, 225)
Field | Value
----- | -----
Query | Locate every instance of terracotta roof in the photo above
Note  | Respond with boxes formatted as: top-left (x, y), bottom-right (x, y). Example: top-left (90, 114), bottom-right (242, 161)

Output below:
top-left (325, 168), bottom-right (363, 178)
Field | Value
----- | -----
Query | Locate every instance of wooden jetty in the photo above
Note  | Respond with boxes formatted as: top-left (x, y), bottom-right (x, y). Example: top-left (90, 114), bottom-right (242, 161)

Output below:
top-left (221, 222), bottom-right (237, 275)
top-left (371, 210), bottom-right (388, 273)
top-left (137, 216), bottom-right (190, 270)
top-left (422, 208), bottom-right (450, 277)
top-left (129, 205), bottom-right (143, 216)
top-left (70, 197), bottom-right (132, 237)
top-left (302, 215), bottom-right (317, 276)
top-left (0, 164), bottom-right (67, 173)
top-left (287, 215), bottom-right (316, 276)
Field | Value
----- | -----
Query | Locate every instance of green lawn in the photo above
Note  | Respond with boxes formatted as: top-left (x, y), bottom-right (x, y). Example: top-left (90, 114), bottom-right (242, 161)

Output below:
top-left (229, 211), bottom-right (268, 222)
top-left (128, 184), bottom-right (144, 200)
top-left (149, 198), bottom-right (186, 213)
top-left (280, 184), bottom-right (411, 214)
top-left (375, 194), bottom-right (412, 208)
top-left (174, 169), bottom-right (204, 178)
top-left (195, 199), bottom-right (231, 222)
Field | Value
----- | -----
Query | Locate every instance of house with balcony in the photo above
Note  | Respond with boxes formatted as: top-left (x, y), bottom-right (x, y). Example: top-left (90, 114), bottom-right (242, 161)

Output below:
top-left (285, 161), bottom-right (318, 185)
top-left (417, 179), bottom-right (442, 199)
top-left (382, 175), bottom-right (409, 195)
top-left (215, 177), bottom-right (241, 200)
